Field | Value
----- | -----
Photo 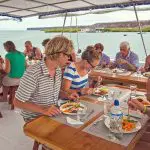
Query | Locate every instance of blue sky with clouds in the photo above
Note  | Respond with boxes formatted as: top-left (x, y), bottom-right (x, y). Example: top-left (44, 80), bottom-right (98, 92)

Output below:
top-left (1, 9), bottom-right (150, 30)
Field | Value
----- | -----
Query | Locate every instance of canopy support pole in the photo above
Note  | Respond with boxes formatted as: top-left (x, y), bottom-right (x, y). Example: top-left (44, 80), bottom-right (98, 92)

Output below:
top-left (133, 3), bottom-right (147, 56)
top-left (69, 16), bottom-right (72, 38)
top-left (76, 16), bottom-right (79, 51)
top-left (62, 12), bottom-right (67, 36)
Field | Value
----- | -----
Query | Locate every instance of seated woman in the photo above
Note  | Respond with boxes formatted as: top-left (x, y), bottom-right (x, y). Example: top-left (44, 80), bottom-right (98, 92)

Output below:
top-left (0, 41), bottom-right (26, 103)
top-left (62, 46), bottom-right (100, 95)
top-left (94, 43), bottom-right (110, 68)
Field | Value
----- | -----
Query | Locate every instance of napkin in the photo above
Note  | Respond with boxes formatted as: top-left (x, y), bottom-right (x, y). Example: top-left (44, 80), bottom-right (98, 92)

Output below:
top-left (66, 117), bottom-right (84, 125)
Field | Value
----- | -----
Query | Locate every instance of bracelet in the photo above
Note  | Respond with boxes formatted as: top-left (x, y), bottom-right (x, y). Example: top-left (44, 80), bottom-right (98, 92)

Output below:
top-left (143, 105), bottom-right (147, 114)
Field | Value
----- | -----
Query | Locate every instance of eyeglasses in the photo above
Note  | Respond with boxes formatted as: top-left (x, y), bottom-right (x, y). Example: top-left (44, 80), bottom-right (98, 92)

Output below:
top-left (86, 59), bottom-right (96, 68)
top-left (63, 53), bottom-right (71, 58)
top-left (49, 51), bottom-right (71, 58)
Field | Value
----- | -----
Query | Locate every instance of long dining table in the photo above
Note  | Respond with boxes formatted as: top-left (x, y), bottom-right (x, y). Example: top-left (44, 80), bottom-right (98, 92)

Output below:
top-left (23, 86), bottom-right (149, 150)
top-left (89, 70), bottom-right (148, 89)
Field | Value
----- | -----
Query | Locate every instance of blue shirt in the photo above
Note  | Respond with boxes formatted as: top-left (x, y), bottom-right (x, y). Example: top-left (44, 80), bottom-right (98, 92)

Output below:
top-left (115, 51), bottom-right (139, 70)
top-left (99, 53), bottom-right (110, 65)
top-left (63, 63), bottom-right (88, 90)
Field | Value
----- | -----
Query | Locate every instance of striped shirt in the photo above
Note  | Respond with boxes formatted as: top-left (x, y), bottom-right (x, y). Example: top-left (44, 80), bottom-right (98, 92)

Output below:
top-left (15, 60), bottom-right (62, 121)
top-left (63, 63), bottom-right (88, 90)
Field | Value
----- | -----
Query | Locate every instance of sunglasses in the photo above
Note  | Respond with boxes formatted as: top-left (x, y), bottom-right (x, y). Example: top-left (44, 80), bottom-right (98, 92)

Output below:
top-left (86, 59), bottom-right (96, 68)
top-left (50, 51), bottom-right (71, 58)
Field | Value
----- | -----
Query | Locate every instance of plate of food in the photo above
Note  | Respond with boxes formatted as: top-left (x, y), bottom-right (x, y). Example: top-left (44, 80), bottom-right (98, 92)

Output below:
top-left (60, 102), bottom-right (87, 115)
top-left (93, 87), bottom-right (109, 96)
top-left (136, 96), bottom-right (150, 106)
top-left (104, 116), bottom-right (141, 133)
top-left (143, 72), bottom-right (150, 78)
top-left (112, 68), bottom-right (125, 73)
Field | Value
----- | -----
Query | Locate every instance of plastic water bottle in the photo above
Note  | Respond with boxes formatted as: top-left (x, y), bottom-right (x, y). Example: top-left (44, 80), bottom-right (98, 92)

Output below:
top-left (108, 99), bottom-right (123, 140)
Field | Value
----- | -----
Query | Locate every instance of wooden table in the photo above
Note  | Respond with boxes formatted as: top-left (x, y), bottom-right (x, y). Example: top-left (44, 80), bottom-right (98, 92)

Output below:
top-left (24, 87), bottom-right (148, 150)
top-left (89, 71), bottom-right (147, 89)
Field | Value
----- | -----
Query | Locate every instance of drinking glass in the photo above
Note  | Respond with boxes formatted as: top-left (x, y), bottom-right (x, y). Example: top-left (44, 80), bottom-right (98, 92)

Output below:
top-left (94, 76), bottom-right (102, 88)
top-left (77, 108), bottom-right (86, 121)
top-left (129, 84), bottom-right (137, 97)
top-left (137, 70), bottom-right (142, 79)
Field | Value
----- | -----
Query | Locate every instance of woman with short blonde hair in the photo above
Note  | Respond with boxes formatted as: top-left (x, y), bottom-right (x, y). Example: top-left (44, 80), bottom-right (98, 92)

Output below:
top-left (45, 36), bottom-right (73, 60)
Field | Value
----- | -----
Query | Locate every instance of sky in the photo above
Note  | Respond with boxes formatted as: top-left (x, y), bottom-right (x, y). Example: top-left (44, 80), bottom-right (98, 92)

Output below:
top-left (1, 9), bottom-right (150, 30)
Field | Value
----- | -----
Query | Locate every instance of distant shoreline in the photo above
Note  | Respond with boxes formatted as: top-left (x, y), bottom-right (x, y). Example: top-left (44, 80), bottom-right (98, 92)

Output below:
top-left (42, 26), bottom-right (150, 33)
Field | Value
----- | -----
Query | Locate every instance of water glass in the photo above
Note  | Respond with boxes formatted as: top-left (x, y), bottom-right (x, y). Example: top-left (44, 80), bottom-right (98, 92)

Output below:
top-left (107, 90), bottom-right (115, 101)
top-left (104, 102), bottom-right (111, 116)
top-left (129, 84), bottom-right (137, 97)
top-left (95, 76), bottom-right (102, 88)
top-left (77, 108), bottom-right (86, 121)
top-left (137, 70), bottom-right (142, 79)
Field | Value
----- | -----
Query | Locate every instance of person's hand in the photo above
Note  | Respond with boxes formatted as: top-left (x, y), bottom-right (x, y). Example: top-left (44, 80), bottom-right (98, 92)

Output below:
top-left (42, 105), bottom-right (61, 117)
top-left (68, 92), bottom-right (79, 101)
top-left (128, 99), bottom-right (144, 112)
top-left (0, 63), bottom-right (3, 70)
top-left (108, 61), bottom-right (115, 69)
top-left (81, 88), bottom-right (93, 95)
top-left (117, 58), bottom-right (128, 64)
top-left (101, 61), bottom-right (107, 68)
top-left (138, 66), bottom-right (145, 73)
top-left (0, 57), bottom-right (4, 64)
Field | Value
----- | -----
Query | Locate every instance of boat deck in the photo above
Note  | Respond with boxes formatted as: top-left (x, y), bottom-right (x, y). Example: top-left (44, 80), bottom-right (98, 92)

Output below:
top-left (0, 102), bottom-right (33, 150)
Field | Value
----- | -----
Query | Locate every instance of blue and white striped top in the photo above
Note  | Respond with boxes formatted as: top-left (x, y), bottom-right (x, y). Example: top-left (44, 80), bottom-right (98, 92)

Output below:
top-left (63, 63), bottom-right (88, 90)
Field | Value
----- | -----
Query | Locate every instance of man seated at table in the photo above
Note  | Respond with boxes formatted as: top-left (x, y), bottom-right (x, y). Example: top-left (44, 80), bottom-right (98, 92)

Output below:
top-left (94, 43), bottom-right (110, 68)
top-left (14, 36), bottom-right (78, 123)
top-left (112, 41), bottom-right (139, 71)
top-left (24, 41), bottom-right (42, 60)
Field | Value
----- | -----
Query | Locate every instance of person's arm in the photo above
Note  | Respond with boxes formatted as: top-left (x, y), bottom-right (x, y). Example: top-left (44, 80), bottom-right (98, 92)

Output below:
top-left (147, 108), bottom-right (150, 117)
top-left (59, 89), bottom-right (79, 100)
top-left (125, 61), bottom-right (137, 71)
top-left (3, 58), bottom-right (10, 73)
top-left (128, 53), bottom-right (139, 71)
top-left (14, 98), bottom-right (60, 116)
top-left (144, 55), bottom-right (150, 72)
top-left (128, 99), bottom-right (150, 117)
top-left (14, 70), bottom-right (60, 116)
top-left (14, 98), bottom-right (46, 114)
top-left (62, 78), bottom-right (78, 93)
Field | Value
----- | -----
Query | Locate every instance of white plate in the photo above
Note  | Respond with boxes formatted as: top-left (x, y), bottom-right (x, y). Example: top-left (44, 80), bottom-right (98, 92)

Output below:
top-left (60, 102), bottom-right (87, 115)
top-left (104, 117), bottom-right (141, 134)
top-left (143, 72), bottom-right (150, 77)
top-left (93, 87), bottom-right (109, 96)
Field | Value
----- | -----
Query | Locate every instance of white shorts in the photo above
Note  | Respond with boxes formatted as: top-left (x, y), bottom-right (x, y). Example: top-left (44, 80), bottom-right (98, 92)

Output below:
top-left (2, 75), bottom-right (20, 87)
